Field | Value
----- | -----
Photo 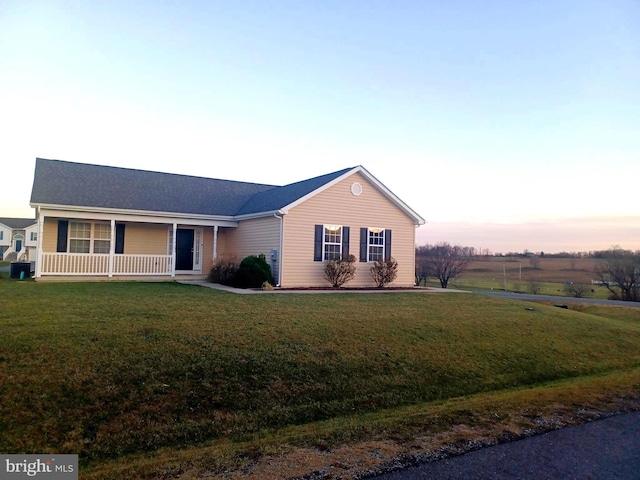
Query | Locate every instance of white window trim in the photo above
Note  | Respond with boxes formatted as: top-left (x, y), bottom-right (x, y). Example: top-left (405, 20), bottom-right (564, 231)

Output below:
top-left (323, 225), bottom-right (343, 261)
top-left (68, 221), bottom-right (111, 254)
top-left (367, 227), bottom-right (385, 262)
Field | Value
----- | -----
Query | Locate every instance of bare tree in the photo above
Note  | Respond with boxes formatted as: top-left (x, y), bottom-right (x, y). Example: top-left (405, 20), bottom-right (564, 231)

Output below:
top-left (564, 283), bottom-right (590, 298)
top-left (424, 242), bottom-right (469, 289)
top-left (529, 256), bottom-right (541, 269)
top-left (594, 257), bottom-right (640, 302)
top-left (528, 279), bottom-right (542, 295)
top-left (415, 258), bottom-right (430, 286)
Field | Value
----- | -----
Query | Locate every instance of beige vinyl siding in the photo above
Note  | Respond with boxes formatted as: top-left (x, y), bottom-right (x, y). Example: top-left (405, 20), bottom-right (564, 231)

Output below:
top-left (214, 227), bottom-right (231, 259)
top-left (281, 172), bottom-right (417, 287)
top-left (122, 223), bottom-right (169, 255)
top-left (42, 218), bottom-right (58, 252)
top-left (225, 216), bottom-right (281, 283)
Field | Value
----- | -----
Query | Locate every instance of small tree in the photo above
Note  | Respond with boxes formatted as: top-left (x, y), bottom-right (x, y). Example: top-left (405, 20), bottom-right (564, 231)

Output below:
top-left (528, 279), bottom-right (541, 295)
top-left (415, 258), bottom-right (429, 286)
top-left (428, 242), bottom-right (469, 289)
top-left (371, 257), bottom-right (398, 288)
top-left (594, 257), bottom-right (640, 302)
top-left (564, 283), bottom-right (590, 298)
top-left (323, 254), bottom-right (356, 288)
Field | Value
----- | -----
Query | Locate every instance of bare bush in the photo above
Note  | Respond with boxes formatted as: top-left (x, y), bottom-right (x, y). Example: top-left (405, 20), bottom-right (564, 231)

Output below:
top-left (207, 255), bottom-right (239, 285)
top-left (323, 254), bottom-right (357, 288)
top-left (371, 257), bottom-right (398, 288)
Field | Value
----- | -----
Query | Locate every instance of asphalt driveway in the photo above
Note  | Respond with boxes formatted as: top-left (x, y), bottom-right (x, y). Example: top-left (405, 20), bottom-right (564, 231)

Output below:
top-left (474, 290), bottom-right (640, 307)
top-left (370, 411), bottom-right (640, 480)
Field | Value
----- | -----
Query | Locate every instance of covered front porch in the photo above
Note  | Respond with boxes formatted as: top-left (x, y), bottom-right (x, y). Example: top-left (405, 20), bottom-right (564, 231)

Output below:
top-left (34, 208), bottom-right (235, 279)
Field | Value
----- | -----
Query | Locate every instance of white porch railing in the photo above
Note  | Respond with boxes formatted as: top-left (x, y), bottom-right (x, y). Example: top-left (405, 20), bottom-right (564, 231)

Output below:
top-left (113, 254), bottom-right (173, 275)
top-left (41, 253), bottom-right (173, 276)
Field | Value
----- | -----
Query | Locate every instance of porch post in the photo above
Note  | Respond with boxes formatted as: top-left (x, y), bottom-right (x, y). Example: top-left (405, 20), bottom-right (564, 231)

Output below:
top-left (108, 219), bottom-right (115, 277)
top-left (171, 223), bottom-right (177, 278)
top-left (35, 212), bottom-right (44, 278)
top-left (213, 225), bottom-right (218, 260)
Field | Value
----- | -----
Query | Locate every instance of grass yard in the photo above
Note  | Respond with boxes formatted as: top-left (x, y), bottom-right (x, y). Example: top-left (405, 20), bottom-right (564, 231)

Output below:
top-left (1, 281), bottom-right (639, 478)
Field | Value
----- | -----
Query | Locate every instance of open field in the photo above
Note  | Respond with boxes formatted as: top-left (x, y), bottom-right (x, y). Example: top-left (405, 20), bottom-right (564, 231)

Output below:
top-left (441, 256), bottom-right (611, 298)
top-left (1, 280), bottom-right (639, 478)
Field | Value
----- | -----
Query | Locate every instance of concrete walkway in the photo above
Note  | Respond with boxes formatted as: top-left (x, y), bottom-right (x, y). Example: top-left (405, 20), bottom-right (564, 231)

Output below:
top-left (177, 280), bottom-right (466, 294)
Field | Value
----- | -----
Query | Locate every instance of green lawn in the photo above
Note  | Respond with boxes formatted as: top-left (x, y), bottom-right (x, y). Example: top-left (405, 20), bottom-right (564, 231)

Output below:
top-left (1, 281), bottom-right (639, 478)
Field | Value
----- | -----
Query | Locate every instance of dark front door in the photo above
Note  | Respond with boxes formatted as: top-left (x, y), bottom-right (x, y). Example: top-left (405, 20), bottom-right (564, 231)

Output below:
top-left (175, 229), bottom-right (194, 270)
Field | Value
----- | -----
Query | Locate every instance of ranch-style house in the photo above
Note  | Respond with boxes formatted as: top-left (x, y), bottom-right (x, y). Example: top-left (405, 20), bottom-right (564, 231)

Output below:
top-left (29, 158), bottom-right (425, 286)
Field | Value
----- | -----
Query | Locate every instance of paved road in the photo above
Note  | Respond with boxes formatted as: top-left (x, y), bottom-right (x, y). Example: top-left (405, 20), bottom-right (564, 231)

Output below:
top-left (371, 411), bottom-right (640, 480)
top-left (474, 290), bottom-right (640, 307)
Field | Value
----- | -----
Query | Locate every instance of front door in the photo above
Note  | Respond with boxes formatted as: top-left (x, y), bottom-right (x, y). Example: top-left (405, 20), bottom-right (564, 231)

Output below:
top-left (15, 239), bottom-right (22, 252)
top-left (175, 229), bottom-right (194, 271)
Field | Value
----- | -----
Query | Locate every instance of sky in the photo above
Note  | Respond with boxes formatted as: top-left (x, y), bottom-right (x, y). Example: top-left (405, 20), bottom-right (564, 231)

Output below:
top-left (1, 0), bottom-right (639, 253)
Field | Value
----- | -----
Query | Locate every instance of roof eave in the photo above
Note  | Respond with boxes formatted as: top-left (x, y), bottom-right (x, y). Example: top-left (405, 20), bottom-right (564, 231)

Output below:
top-left (31, 202), bottom-right (237, 223)
top-left (233, 210), bottom-right (286, 221)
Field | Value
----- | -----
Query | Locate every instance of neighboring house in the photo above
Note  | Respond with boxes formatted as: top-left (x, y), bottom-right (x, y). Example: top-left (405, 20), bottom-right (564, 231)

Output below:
top-left (29, 158), bottom-right (425, 286)
top-left (0, 217), bottom-right (37, 263)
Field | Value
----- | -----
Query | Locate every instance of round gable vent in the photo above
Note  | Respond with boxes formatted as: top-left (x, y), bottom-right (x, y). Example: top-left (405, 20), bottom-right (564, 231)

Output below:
top-left (351, 182), bottom-right (363, 196)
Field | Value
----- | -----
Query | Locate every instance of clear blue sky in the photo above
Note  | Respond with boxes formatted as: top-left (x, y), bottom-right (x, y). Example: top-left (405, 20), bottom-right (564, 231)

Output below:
top-left (1, 0), bottom-right (638, 252)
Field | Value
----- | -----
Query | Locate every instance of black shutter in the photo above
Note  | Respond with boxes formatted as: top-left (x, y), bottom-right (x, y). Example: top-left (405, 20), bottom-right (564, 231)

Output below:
top-left (384, 229), bottom-right (392, 261)
top-left (342, 226), bottom-right (350, 259)
top-left (359, 228), bottom-right (368, 262)
top-left (56, 220), bottom-right (68, 252)
top-left (314, 225), bottom-right (323, 261)
top-left (115, 223), bottom-right (126, 254)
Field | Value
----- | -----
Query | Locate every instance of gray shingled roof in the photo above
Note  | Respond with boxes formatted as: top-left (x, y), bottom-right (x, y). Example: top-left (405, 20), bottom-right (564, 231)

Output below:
top-left (30, 159), bottom-right (355, 217)
top-left (235, 167), bottom-right (352, 215)
top-left (0, 218), bottom-right (36, 229)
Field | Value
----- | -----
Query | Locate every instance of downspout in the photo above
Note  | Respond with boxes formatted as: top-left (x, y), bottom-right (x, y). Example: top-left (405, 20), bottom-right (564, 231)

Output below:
top-left (35, 206), bottom-right (43, 279)
top-left (273, 211), bottom-right (284, 287)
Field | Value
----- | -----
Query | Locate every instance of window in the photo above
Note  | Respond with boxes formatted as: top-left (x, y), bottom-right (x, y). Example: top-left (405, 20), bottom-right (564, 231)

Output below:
top-left (368, 228), bottom-right (385, 261)
top-left (324, 225), bottom-right (342, 261)
top-left (314, 225), bottom-right (350, 261)
top-left (30, 232), bottom-right (37, 242)
top-left (168, 228), bottom-right (174, 255)
top-left (360, 228), bottom-right (392, 262)
top-left (69, 222), bottom-right (91, 253)
top-left (68, 221), bottom-right (110, 253)
top-left (0, 231), bottom-right (3, 241)
top-left (93, 223), bottom-right (111, 254)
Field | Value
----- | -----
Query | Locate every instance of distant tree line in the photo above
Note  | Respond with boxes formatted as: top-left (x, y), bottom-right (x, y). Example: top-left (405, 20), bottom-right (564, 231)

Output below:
top-left (416, 243), bottom-right (639, 301)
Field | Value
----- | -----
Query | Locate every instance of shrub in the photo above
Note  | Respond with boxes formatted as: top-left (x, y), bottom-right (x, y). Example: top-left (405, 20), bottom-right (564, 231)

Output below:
top-left (371, 257), bottom-right (398, 287)
top-left (207, 256), bottom-right (239, 286)
top-left (323, 254), bottom-right (356, 288)
top-left (235, 254), bottom-right (273, 288)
